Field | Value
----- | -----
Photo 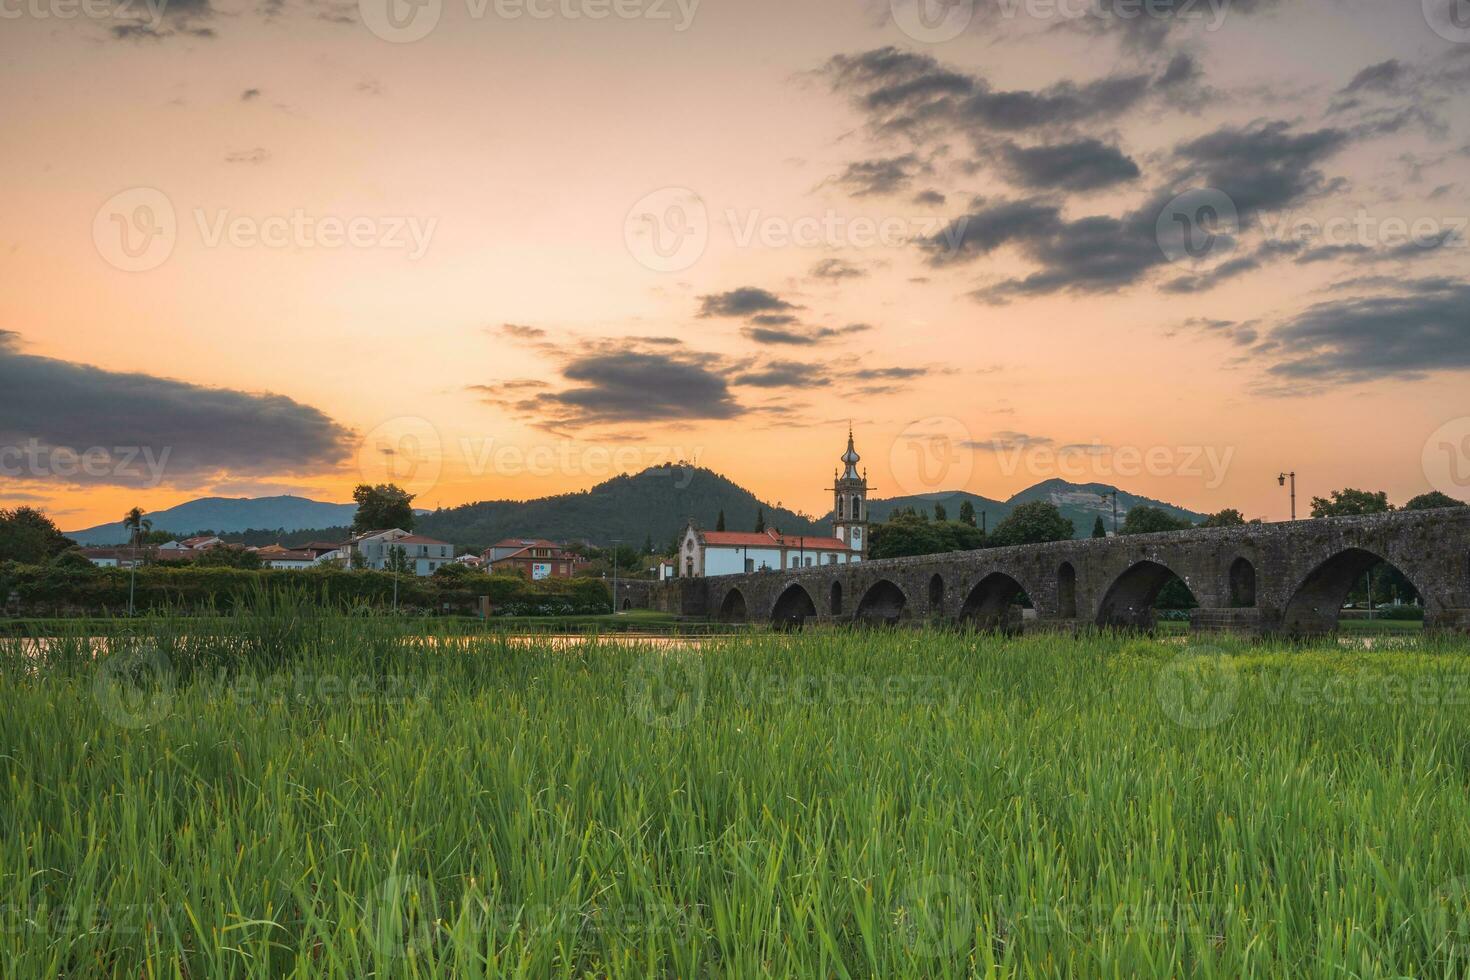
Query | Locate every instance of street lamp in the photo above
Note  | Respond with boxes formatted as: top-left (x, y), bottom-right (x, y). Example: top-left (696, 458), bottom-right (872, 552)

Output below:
top-left (1277, 472), bottom-right (1297, 521)
top-left (610, 537), bottom-right (622, 615)
top-left (1096, 490), bottom-right (1119, 536)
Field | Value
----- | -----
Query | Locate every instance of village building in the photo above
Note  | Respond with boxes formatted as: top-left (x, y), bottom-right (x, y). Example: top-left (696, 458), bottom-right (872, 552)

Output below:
top-left (486, 540), bottom-right (584, 580)
top-left (350, 529), bottom-right (454, 576)
top-left (678, 430), bottom-right (868, 578)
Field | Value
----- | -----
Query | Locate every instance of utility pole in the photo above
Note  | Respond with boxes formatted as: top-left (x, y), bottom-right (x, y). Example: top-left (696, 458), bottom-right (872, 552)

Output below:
top-left (1278, 472), bottom-right (1297, 521)
top-left (610, 537), bottom-right (622, 615)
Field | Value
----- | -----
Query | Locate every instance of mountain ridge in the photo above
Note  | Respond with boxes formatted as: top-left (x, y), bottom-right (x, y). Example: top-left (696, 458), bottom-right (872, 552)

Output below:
top-left (66, 470), bottom-right (1210, 549)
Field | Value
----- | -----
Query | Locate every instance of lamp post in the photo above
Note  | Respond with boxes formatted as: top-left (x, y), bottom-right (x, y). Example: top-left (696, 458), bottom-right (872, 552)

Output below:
top-left (1277, 472), bottom-right (1297, 521)
top-left (1097, 490), bottom-right (1119, 536)
top-left (610, 537), bottom-right (622, 615)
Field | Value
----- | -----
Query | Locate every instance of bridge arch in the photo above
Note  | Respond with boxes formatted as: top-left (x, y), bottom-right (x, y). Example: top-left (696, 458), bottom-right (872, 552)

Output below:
top-left (960, 571), bottom-right (1031, 631)
top-left (1229, 556), bottom-right (1257, 608)
top-left (772, 583), bottom-right (818, 629)
top-left (1057, 562), bottom-right (1078, 619)
top-left (856, 579), bottom-right (908, 624)
top-left (1097, 560), bottom-right (1196, 630)
top-left (830, 580), bottom-right (843, 617)
top-left (719, 587), bottom-right (748, 623)
top-left (1281, 547), bottom-right (1422, 636)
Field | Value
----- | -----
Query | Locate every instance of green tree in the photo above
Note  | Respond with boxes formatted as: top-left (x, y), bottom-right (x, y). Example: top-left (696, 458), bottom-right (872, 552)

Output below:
top-left (1403, 491), bottom-right (1466, 511)
top-left (716, 509), bottom-right (726, 532)
top-left (869, 512), bottom-right (984, 560)
top-left (958, 500), bottom-right (977, 527)
top-left (385, 544), bottom-right (413, 575)
top-left (989, 501), bottom-right (1073, 547)
top-left (352, 484), bottom-right (417, 534)
top-left (0, 507), bottom-right (75, 565)
top-left (122, 507), bottom-right (152, 548)
top-left (48, 548), bottom-right (97, 571)
top-left (754, 508), bottom-right (765, 533)
top-left (1310, 488), bottom-right (1391, 518)
top-left (1120, 506), bottom-right (1192, 535)
top-left (933, 502), bottom-right (948, 522)
top-left (1199, 508), bottom-right (1247, 527)
top-left (1091, 515), bottom-right (1107, 539)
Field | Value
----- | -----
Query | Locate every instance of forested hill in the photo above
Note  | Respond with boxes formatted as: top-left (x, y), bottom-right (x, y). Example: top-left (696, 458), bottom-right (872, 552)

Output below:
top-left (413, 465), bottom-right (825, 552)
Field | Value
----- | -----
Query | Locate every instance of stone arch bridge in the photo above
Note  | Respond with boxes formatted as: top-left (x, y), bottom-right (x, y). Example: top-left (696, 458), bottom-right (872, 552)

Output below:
top-left (649, 509), bottom-right (1470, 636)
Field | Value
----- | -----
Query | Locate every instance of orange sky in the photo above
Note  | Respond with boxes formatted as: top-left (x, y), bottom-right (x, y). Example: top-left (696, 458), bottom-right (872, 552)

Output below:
top-left (1, 0), bottom-right (1467, 531)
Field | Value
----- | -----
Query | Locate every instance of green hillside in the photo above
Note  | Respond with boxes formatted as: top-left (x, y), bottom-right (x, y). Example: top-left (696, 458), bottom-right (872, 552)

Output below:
top-left (413, 465), bottom-right (825, 553)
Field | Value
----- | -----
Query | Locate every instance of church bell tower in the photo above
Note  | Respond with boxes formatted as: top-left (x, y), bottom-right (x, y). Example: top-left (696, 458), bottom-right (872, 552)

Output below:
top-left (830, 427), bottom-right (869, 558)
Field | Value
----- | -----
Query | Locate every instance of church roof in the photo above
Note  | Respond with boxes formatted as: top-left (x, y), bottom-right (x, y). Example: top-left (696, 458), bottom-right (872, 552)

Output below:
top-left (699, 528), bottom-right (854, 551)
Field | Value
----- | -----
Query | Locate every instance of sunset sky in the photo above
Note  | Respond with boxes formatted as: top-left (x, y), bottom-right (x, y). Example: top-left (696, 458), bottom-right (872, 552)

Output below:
top-left (2, 0), bottom-right (1468, 530)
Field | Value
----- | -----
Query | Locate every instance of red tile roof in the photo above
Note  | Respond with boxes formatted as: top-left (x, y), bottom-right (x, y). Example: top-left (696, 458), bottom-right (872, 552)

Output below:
top-left (700, 529), bottom-right (852, 551)
top-left (394, 534), bottom-right (451, 546)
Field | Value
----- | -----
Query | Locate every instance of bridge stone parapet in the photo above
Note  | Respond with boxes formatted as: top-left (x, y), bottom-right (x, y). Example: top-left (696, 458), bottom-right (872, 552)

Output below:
top-left (650, 508), bottom-right (1470, 636)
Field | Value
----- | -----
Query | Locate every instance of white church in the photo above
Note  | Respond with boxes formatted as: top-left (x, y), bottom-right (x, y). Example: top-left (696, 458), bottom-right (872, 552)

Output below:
top-left (678, 429), bottom-right (869, 578)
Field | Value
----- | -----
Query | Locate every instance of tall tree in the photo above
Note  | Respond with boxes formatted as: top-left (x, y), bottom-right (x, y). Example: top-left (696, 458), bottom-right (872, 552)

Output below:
top-left (352, 484), bottom-right (417, 534)
top-left (1310, 488), bottom-right (1391, 518)
top-left (1091, 515), bottom-right (1107, 539)
top-left (716, 509), bottom-right (726, 531)
top-left (989, 501), bottom-right (1073, 547)
top-left (958, 500), bottom-right (976, 527)
top-left (933, 502), bottom-right (948, 522)
top-left (0, 507), bottom-right (75, 565)
top-left (1120, 506), bottom-right (1192, 535)
top-left (1403, 491), bottom-right (1466, 511)
top-left (122, 507), bottom-right (153, 548)
top-left (1199, 508), bottom-right (1248, 527)
top-left (754, 507), bottom-right (765, 533)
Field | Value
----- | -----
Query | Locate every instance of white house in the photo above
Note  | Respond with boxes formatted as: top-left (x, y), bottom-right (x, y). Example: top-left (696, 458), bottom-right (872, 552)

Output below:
top-left (678, 430), bottom-right (869, 578)
top-left (350, 529), bottom-right (454, 576)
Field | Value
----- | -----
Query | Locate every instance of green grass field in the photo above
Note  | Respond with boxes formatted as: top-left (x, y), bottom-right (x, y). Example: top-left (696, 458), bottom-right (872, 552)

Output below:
top-left (5, 610), bottom-right (1470, 977)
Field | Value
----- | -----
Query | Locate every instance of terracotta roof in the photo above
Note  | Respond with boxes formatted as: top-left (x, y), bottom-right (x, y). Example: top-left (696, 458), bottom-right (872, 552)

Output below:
top-left (491, 537), bottom-right (559, 548)
top-left (264, 550), bottom-right (316, 562)
top-left (394, 534), bottom-right (450, 546)
top-left (699, 529), bottom-right (853, 551)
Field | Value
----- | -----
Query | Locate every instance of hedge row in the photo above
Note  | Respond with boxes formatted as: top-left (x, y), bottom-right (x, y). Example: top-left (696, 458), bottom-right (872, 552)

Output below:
top-left (0, 563), bottom-right (613, 617)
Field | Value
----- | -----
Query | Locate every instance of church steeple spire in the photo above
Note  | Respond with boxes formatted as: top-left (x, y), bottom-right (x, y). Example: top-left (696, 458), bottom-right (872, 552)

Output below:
top-left (831, 426), bottom-right (868, 558)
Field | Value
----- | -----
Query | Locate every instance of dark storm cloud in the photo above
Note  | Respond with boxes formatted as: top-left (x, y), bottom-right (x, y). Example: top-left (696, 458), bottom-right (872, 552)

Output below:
top-left (697, 287), bottom-right (797, 318)
top-left (495, 351), bottom-right (743, 427)
top-left (500, 323), bottom-right (547, 339)
top-left (828, 154), bottom-right (927, 197)
top-left (109, 0), bottom-right (215, 39)
top-left (996, 139), bottom-right (1141, 192)
top-left (914, 118), bottom-right (1357, 300)
top-left (809, 258), bottom-right (868, 281)
top-left (1263, 279), bottom-right (1470, 385)
top-left (733, 360), bottom-right (829, 389)
top-left (1171, 121), bottom-right (1349, 220)
top-left (0, 331), bottom-right (353, 487)
top-left (740, 323), bottom-right (872, 346)
top-left (912, 190), bottom-right (947, 206)
top-left (823, 48), bottom-right (1192, 145)
top-left (1342, 60), bottom-right (1406, 96)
